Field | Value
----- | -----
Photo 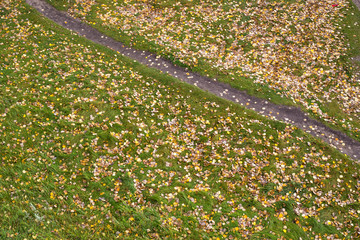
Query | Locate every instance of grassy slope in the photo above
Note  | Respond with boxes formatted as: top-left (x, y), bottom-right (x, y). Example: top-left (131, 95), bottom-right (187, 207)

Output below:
top-left (45, 0), bottom-right (360, 142)
top-left (1, 0), bottom-right (360, 239)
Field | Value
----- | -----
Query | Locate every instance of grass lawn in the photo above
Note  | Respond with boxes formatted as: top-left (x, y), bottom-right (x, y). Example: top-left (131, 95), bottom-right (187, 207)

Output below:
top-left (1, 0), bottom-right (360, 239)
top-left (45, 0), bottom-right (360, 142)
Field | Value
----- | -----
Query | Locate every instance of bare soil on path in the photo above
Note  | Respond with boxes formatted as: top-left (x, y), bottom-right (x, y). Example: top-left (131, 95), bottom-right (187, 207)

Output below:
top-left (26, 0), bottom-right (360, 161)
top-left (353, 0), bottom-right (360, 10)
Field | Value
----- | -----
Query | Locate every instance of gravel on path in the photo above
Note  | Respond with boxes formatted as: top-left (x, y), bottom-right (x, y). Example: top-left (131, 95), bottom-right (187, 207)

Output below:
top-left (26, 0), bottom-right (360, 162)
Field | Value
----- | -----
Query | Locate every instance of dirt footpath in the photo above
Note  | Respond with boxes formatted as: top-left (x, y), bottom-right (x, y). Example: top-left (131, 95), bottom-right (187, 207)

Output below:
top-left (26, 0), bottom-right (360, 161)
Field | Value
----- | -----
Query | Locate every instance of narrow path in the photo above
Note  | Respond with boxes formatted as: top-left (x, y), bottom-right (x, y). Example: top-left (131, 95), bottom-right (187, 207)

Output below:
top-left (353, 0), bottom-right (360, 10)
top-left (26, 0), bottom-right (360, 162)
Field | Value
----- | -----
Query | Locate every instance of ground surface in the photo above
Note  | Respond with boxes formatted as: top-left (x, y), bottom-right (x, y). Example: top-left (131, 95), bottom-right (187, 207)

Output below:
top-left (353, 0), bottom-right (360, 9)
top-left (53, 0), bottom-right (360, 143)
top-left (27, 0), bottom-right (360, 161)
top-left (0, 0), bottom-right (359, 239)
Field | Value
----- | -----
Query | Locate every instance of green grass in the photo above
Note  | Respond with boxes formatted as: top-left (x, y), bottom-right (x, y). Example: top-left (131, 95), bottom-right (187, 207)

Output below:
top-left (341, 0), bottom-right (360, 85)
top-left (45, 0), bottom-right (360, 142)
top-left (44, 0), bottom-right (75, 11)
top-left (1, 0), bottom-right (360, 239)
top-left (341, 1), bottom-right (360, 57)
